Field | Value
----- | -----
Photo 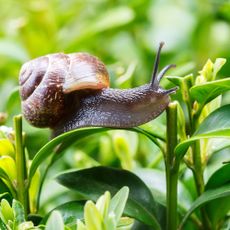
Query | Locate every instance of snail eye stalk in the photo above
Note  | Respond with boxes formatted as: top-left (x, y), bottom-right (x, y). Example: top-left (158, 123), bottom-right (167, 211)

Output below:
top-left (157, 64), bottom-right (176, 83)
top-left (150, 42), bottom-right (164, 88)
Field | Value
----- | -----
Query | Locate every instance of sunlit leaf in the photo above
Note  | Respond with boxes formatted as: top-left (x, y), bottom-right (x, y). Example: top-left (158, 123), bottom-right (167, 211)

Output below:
top-left (190, 78), bottom-right (230, 106)
top-left (0, 199), bottom-right (14, 223)
top-left (45, 211), bottom-right (64, 230)
top-left (213, 58), bottom-right (226, 78)
top-left (175, 105), bottom-right (230, 159)
top-left (109, 186), bottom-right (129, 224)
top-left (96, 191), bottom-right (110, 219)
top-left (0, 156), bottom-right (16, 183)
top-left (77, 219), bottom-right (86, 230)
top-left (197, 59), bottom-right (213, 82)
top-left (84, 201), bottom-right (103, 229)
top-left (0, 139), bottom-right (14, 158)
top-left (29, 166), bottom-right (40, 213)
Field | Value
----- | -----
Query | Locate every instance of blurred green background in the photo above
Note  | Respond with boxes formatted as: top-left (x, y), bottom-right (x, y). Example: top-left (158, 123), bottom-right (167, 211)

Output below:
top-left (0, 0), bottom-right (229, 158)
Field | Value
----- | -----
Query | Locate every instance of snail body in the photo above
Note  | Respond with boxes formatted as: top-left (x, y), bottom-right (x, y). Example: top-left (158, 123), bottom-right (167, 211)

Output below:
top-left (19, 43), bottom-right (177, 136)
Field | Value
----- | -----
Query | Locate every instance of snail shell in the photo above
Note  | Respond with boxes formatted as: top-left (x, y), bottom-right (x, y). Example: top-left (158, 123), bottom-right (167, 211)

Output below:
top-left (19, 53), bottom-right (109, 127)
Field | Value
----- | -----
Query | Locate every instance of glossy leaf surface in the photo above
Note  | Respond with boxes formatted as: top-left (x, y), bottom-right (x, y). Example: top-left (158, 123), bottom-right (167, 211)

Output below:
top-left (190, 78), bottom-right (230, 106)
top-left (57, 166), bottom-right (161, 229)
top-left (175, 105), bottom-right (230, 159)
top-left (179, 184), bottom-right (230, 229)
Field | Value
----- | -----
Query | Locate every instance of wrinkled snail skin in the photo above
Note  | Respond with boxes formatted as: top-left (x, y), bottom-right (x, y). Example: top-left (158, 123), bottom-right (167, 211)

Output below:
top-left (19, 42), bottom-right (177, 137)
top-left (53, 85), bottom-right (172, 136)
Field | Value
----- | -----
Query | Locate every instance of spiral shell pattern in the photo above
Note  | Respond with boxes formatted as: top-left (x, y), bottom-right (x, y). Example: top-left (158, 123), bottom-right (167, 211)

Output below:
top-left (19, 53), bottom-right (109, 127)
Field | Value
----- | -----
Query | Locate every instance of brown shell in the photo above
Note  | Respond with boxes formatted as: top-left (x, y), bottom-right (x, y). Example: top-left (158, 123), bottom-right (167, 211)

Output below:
top-left (63, 53), bottom-right (109, 93)
top-left (19, 52), bottom-right (109, 128)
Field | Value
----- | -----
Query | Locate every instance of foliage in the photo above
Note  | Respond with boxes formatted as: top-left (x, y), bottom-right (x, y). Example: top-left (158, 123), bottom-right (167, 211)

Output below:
top-left (0, 0), bottom-right (230, 229)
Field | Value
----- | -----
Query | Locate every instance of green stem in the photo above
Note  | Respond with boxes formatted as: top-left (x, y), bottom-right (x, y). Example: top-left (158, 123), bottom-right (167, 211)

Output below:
top-left (192, 142), bottom-right (204, 196)
top-left (191, 120), bottom-right (211, 229)
top-left (166, 102), bottom-right (179, 230)
top-left (14, 115), bottom-right (29, 214)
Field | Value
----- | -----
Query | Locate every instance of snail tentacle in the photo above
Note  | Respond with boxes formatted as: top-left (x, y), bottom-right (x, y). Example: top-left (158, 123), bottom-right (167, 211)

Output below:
top-left (150, 41), bottom-right (164, 88)
top-left (156, 64), bottom-right (176, 84)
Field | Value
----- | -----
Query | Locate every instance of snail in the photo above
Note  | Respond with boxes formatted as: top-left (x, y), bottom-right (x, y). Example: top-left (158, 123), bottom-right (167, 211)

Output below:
top-left (19, 42), bottom-right (177, 136)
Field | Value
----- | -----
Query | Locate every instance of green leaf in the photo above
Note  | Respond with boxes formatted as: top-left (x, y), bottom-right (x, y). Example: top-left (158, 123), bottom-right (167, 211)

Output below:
top-left (0, 171), bottom-right (15, 198)
top-left (206, 164), bottom-right (230, 190)
top-left (105, 213), bottom-right (116, 230)
top-left (198, 59), bottom-right (213, 82)
top-left (213, 58), bottom-right (226, 78)
top-left (196, 58), bottom-right (226, 83)
top-left (109, 186), bottom-right (129, 224)
top-left (18, 221), bottom-right (35, 229)
top-left (0, 218), bottom-right (7, 230)
top-left (0, 193), bottom-right (10, 200)
top-left (57, 166), bottom-right (161, 230)
top-left (45, 211), bottom-right (64, 230)
top-left (29, 167), bottom-right (40, 214)
top-left (84, 200), bottom-right (103, 229)
top-left (206, 196), bottom-right (230, 228)
top-left (0, 168), bottom-right (12, 185)
top-left (0, 139), bottom-right (14, 158)
top-left (77, 219), bottom-right (87, 230)
top-left (0, 199), bottom-right (14, 223)
top-left (96, 191), bottom-right (110, 219)
top-left (117, 217), bottom-right (133, 229)
top-left (0, 156), bottom-right (16, 183)
top-left (179, 184), bottom-right (230, 229)
top-left (166, 76), bottom-right (184, 87)
top-left (12, 200), bottom-right (25, 225)
top-left (205, 164), bottom-right (230, 226)
top-left (29, 127), bottom-right (163, 184)
top-left (0, 179), bottom-right (11, 196)
top-left (42, 201), bottom-right (85, 226)
top-left (190, 78), bottom-right (230, 107)
top-left (112, 132), bottom-right (135, 170)
top-left (175, 105), bottom-right (230, 159)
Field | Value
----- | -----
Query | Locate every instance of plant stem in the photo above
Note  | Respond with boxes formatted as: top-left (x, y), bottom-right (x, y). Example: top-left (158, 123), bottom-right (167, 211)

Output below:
top-left (166, 102), bottom-right (179, 230)
top-left (14, 115), bottom-right (29, 214)
top-left (192, 142), bottom-right (204, 196)
top-left (191, 119), bottom-right (211, 229)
